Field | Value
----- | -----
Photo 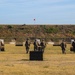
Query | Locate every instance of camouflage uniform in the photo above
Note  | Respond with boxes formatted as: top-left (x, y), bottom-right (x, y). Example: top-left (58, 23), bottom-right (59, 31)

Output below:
top-left (0, 41), bottom-right (2, 51)
top-left (60, 41), bottom-right (66, 54)
top-left (25, 39), bottom-right (30, 53)
top-left (40, 39), bottom-right (46, 52)
top-left (72, 41), bottom-right (75, 52)
top-left (33, 40), bottom-right (38, 51)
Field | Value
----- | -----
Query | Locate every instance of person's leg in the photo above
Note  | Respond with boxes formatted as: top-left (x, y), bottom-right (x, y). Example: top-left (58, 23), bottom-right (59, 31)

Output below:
top-left (62, 48), bottom-right (64, 54)
top-left (26, 47), bottom-right (29, 53)
top-left (73, 47), bottom-right (75, 52)
top-left (41, 47), bottom-right (44, 52)
top-left (0, 47), bottom-right (1, 51)
top-left (34, 46), bottom-right (35, 51)
top-left (62, 48), bottom-right (66, 54)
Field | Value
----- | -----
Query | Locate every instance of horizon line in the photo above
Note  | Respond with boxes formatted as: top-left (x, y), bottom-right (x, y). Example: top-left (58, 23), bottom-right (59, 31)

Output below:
top-left (0, 24), bottom-right (75, 25)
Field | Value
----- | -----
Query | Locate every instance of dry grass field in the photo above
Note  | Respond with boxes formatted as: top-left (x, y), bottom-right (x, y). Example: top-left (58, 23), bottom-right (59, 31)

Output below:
top-left (0, 43), bottom-right (75, 75)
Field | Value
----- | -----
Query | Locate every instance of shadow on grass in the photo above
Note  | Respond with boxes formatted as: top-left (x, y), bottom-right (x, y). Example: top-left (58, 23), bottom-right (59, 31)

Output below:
top-left (18, 59), bottom-right (44, 61)
top-left (20, 59), bottom-right (29, 61)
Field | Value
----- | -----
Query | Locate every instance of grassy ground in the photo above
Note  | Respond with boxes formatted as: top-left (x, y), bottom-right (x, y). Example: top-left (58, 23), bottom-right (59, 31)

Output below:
top-left (0, 44), bottom-right (75, 75)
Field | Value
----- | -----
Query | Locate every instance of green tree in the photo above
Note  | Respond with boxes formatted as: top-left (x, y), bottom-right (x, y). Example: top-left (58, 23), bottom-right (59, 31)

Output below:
top-left (7, 25), bottom-right (13, 29)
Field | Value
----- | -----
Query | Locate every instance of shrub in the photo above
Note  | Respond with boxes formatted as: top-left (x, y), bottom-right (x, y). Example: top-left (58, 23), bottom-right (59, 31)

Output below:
top-left (45, 27), bottom-right (59, 33)
top-left (7, 25), bottom-right (13, 29)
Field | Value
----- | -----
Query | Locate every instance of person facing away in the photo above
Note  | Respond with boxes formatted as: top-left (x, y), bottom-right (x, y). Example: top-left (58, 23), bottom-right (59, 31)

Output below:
top-left (25, 38), bottom-right (30, 54)
top-left (72, 40), bottom-right (75, 52)
top-left (33, 39), bottom-right (38, 51)
top-left (60, 41), bottom-right (66, 54)
top-left (0, 41), bottom-right (2, 51)
top-left (40, 39), bottom-right (46, 52)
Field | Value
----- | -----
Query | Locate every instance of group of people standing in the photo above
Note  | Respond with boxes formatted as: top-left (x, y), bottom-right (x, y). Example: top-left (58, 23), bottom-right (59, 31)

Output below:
top-left (24, 39), bottom-right (67, 54)
top-left (25, 38), bottom-right (46, 54)
top-left (25, 38), bottom-right (75, 54)
top-left (60, 40), bottom-right (75, 54)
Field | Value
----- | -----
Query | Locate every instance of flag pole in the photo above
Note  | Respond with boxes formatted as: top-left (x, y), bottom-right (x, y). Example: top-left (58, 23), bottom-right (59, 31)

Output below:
top-left (33, 18), bottom-right (36, 39)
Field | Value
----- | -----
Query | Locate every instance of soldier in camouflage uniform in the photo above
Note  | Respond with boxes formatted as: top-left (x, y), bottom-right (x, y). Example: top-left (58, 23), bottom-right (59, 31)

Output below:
top-left (60, 41), bottom-right (66, 54)
top-left (33, 39), bottom-right (38, 51)
top-left (72, 40), bottom-right (75, 52)
top-left (40, 39), bottom-right (46, 52)
top-left (25, 38), bottom-right (30, 53)
top-left (0, 41), bottom-right (2, 51)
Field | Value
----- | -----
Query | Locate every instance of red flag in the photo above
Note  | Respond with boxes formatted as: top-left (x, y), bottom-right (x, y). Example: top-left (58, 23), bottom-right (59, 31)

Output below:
top-left (34, 19), bottom-right (35, 21)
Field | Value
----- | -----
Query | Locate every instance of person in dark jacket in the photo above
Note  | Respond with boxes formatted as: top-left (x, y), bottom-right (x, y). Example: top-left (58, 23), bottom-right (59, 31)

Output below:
top-left (25, 38), bottom-right (30, 53)
top-left (60, 41), bottom-right (66, 54)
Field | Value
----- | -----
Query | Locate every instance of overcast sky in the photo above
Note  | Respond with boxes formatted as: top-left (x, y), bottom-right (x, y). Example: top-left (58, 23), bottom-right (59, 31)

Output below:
top-left (0, 0), bottom-right (75, 24)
